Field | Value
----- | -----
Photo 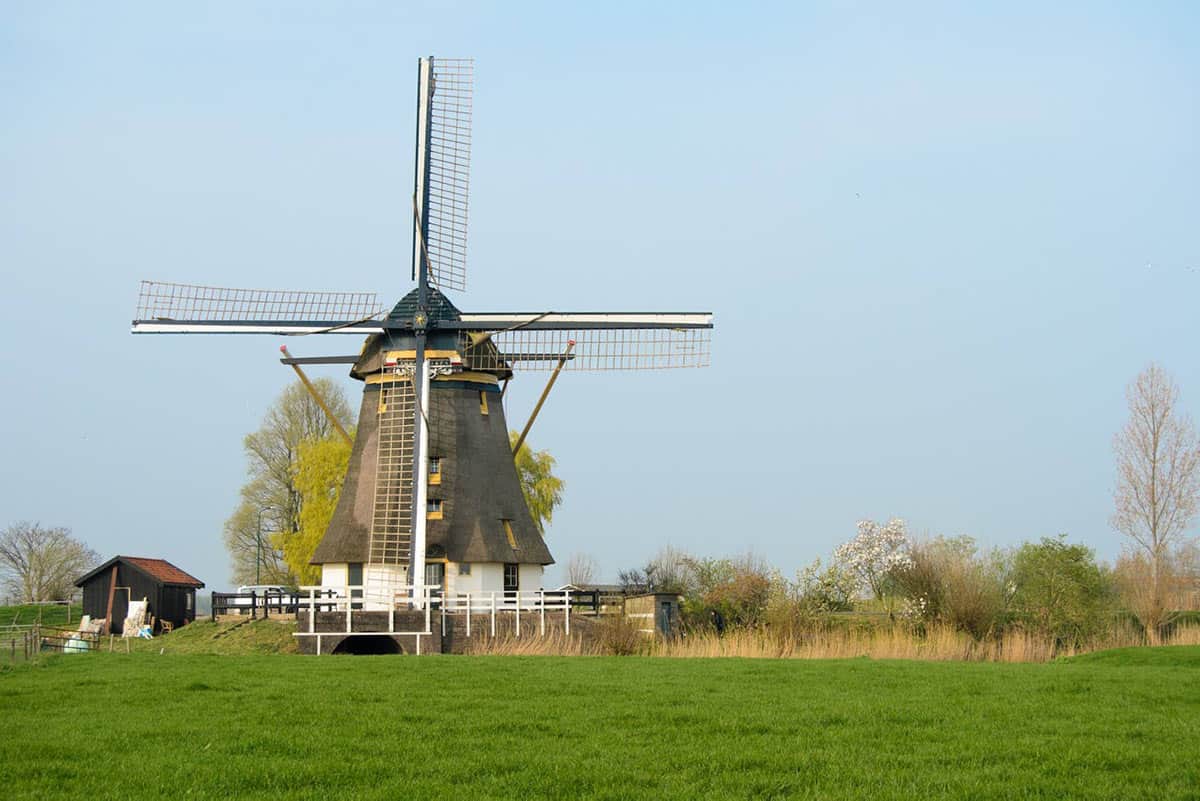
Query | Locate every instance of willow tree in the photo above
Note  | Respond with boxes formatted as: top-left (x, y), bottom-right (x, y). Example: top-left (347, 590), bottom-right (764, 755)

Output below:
top-left (510, 431), bottom-right (565, 535)
top-left (286, 432), bottom-right (354, 584)
top-left (223, 379), bottom-right (352, 585)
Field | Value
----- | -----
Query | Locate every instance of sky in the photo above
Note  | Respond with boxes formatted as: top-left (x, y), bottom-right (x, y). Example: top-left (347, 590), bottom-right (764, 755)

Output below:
top-left (2, 2), bottom-right (1198, 592)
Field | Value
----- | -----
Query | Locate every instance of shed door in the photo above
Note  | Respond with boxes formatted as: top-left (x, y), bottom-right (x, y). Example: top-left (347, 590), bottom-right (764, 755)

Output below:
top-left (658, 601), bottom-right (674, 637)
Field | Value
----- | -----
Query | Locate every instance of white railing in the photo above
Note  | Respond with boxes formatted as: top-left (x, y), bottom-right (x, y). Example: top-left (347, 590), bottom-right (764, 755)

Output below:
top-left (438, 590), bottom-right (572, 638)
top-left (294, 586), bottom-right (575, 637)
top-left (295, 585), bottom-right (441, 638)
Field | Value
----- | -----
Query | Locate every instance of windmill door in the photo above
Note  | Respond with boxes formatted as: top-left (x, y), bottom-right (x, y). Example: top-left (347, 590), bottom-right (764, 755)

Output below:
top-left (424, 563), bottom-right (445, 607)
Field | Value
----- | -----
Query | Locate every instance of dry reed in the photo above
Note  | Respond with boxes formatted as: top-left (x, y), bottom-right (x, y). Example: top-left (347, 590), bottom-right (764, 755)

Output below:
top-left (462, 621), bottom-right (1200, 663)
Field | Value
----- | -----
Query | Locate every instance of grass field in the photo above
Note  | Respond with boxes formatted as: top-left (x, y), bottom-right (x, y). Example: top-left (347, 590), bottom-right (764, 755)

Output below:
top-left (2, 648), bottom-right (1199, 799)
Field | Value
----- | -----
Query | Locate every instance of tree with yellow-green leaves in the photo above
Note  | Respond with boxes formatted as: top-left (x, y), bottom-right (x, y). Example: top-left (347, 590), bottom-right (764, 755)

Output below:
top-left (222, 379), bottom-right (352, 585)
top-left (510, 431), bottom-right (565, 535)
top-left (285, 432), bottom-right (354, 584)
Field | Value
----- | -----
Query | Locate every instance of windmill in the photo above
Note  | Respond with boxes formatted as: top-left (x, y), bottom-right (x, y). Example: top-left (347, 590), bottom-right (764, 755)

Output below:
top-left (132, 57), bottom-right (713, 608)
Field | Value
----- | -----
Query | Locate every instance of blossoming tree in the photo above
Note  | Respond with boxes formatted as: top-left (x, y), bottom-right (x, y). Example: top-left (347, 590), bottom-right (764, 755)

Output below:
top-left (834, 518), bottom-right (913, 606)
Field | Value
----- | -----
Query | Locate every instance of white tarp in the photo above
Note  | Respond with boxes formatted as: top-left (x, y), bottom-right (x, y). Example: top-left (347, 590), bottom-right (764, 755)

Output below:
top-left (122, 600), bottom-right (148, 638)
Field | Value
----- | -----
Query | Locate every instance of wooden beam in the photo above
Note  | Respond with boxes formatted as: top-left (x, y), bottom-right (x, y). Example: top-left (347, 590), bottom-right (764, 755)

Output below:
top-left (513, 341), bottom-right (575, 455)
top-left (102, 565), bottom-right (118, 635)
top-left (279, 346), bottom-right (353, 445)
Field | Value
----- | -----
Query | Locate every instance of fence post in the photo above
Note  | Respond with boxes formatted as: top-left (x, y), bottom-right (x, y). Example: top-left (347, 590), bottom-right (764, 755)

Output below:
top-left (565, 590), bottom-right (571, 635)
top-left (490, 593), bottom-right (496, 638)
top-left (466, 593), bottom-right (471, 637)
top-left (516, 595), bottom-right (521, 638)
top-left (211, 592), bottom-right (217, 623)
top-left (539, 591), bottom-right (545, 636)
top-left (250, 591), bottom-right (257, 620)
top-left (308, 588), bottom-right (315, 633)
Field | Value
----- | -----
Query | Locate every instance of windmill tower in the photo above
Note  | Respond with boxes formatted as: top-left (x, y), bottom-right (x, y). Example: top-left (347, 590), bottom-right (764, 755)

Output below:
top-left (132, 57), bottom-right (713, 609)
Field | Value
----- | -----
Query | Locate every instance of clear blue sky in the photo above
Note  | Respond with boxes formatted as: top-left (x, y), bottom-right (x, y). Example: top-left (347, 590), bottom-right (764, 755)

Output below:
top-left (2, 2), bottom-right (1198, 591)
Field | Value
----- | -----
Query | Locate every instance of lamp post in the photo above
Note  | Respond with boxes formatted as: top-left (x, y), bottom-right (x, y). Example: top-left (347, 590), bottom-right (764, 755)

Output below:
top-left (255, 509), bottom-right (266, 585)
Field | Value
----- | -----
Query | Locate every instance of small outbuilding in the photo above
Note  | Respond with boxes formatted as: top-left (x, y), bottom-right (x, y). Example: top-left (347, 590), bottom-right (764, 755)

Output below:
top-left (75, 556), bottom-right (205, 634)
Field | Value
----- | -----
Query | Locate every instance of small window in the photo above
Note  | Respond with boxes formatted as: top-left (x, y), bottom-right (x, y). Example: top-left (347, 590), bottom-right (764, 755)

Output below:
top-left (429, 458), bottom-right (442, 485)
top-left (185, 593), bottom-right (193, 612)
top-left (479, 391), bottom-right (489, 415)
top-left (424, 562), bottom-right (445, 589)
top-left (347, 562), bottom-right (364, 609)
top-left (427, 499), bottom-right (443, 520)
top-left (458, 562), bottom-right (471, 576)
top-left (503, 563), bottom-right (519, 594)
top-left (502, 519), bottom-right (517, 549)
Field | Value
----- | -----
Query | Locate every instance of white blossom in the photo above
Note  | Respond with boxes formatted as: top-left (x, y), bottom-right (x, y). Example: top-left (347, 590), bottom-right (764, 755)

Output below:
top-left (834, 518), bottom-right (913, 601)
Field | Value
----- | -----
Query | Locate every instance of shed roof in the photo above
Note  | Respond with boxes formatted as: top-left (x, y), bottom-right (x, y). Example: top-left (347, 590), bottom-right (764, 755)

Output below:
top-left (75, 556), bottom-right (205, 588)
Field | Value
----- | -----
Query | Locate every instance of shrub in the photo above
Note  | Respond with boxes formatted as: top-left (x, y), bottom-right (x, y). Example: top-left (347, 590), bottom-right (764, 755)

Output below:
top-left (1008, 535), bottom-right (1114, 646)
top-left (682, 554), bottom-right (773, 630)
top-left (596, 615), bottom-right (644, 656)
top-left (894, 537), bottom-right (1010, 639)
top-left (1113, 548), bottom-right (1196, 642)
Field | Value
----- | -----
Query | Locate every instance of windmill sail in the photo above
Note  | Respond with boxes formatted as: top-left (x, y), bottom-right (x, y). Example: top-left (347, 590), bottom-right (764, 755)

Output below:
top-left (369, 377), bottom-right (416, 566)
top-left (454, 312), bottom-right (714, 371)
top-left (414, 57), bottom-right (473, 293)
top-left (131, 281), bottom-right (385, 334)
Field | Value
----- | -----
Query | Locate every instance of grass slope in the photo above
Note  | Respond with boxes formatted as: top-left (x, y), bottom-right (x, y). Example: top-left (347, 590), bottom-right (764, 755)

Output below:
top-left (2, 649), bottom-right (1199, 800)
top-left (119, 618), bottom-right (300, 656)
top-left (0, 604), bottom-right (78, 629)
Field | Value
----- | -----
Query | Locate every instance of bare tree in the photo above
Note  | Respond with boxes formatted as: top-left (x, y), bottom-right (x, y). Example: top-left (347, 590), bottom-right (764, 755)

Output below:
top-left (565, 553), bottom-right (598, 586)
top-left (0, 522), bottom-right (100, 602)
top-left (1112, 363), bottom-right (1200, 631)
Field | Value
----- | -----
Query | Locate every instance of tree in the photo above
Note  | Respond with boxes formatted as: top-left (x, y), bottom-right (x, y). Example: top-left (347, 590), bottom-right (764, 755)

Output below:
top-left (286, 431), bottom-right (354, 584)
top-left (1009, 535), bottom-right (1113, 645)
top-left (565, 552), bottom-right (598, 586)
top-left (223, 379), bottom-right (352, 585)
top-left (1111, 364), bottom-right (1200, 625)
top-left (0, 522), bottom-right (99, 603)
top-left (510, 431), bottom-right (565, 535)
top-left (834, 518), bottom-right (912, 606)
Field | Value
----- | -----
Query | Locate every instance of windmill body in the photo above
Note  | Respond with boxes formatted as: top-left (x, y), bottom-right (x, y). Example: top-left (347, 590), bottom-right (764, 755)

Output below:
top-left (131, 57), bottom-right (713, 612)
top-left (309, 287), bottom-right (552, 608)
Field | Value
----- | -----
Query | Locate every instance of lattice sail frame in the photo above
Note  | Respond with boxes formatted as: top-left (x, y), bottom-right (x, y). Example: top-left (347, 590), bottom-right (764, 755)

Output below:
top-left (463, 326), bottom-right (711, 371)
top-left (135, 281), bottom-right (383, 323)
top-left (424, 58), bottom-right (473, 292)
top-left (368, 376), bottom-right (416, 566)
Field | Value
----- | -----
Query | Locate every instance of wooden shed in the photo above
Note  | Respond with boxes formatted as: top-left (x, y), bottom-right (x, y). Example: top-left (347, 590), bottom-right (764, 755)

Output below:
top-left (75, 556), bottom-right (204, 634)
top-left (624, 593), bottom-right (681, 638)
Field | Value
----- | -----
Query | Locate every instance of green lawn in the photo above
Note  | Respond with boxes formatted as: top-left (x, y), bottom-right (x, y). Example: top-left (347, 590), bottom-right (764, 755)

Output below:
top-left (2, 649), bottom-right (1199, 800)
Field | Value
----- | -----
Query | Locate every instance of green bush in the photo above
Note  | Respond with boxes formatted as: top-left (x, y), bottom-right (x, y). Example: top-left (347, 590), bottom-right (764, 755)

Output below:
top-left (1008, 535), bottom-right (1115, 646)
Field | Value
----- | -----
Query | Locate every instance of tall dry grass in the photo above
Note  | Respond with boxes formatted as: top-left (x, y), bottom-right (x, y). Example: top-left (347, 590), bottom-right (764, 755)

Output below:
top-left (463, 621), bottom-right (1200, 663)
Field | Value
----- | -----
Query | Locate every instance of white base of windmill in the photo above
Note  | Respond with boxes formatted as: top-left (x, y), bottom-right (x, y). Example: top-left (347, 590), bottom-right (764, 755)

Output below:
top-left (318, 561), bottom-right (545, 608)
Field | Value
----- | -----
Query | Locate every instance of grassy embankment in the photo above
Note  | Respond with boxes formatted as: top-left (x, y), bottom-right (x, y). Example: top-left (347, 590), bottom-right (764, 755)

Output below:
top-left (0, 603), bottom-right (79, 628)
top-left (2, 646), bottom-right (1199, 799)
top-left (0, 606), bottom-right (299, 662)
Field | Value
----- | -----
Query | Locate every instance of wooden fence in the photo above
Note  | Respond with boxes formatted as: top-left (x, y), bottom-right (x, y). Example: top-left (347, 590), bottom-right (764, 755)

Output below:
top-left (2, 624), bottom-right (100, 661)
